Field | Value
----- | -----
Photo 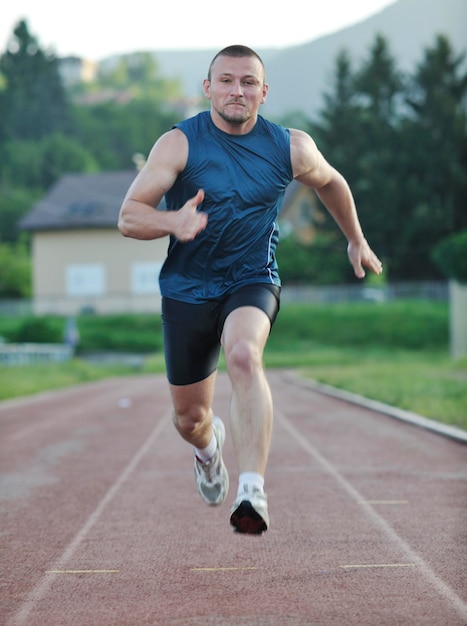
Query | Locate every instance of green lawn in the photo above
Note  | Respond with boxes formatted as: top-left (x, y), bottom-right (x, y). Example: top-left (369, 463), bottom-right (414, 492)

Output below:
top-left (266, 347), bottom-right (467, 430)
top-left (1, 347), bottom-right (465, 431)
top-left (0, 301), bottom-right (465, 432)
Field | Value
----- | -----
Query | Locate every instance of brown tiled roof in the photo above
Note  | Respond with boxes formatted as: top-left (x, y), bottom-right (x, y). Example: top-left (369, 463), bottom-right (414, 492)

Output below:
top-left (20, 171), bottom-right (166, 231)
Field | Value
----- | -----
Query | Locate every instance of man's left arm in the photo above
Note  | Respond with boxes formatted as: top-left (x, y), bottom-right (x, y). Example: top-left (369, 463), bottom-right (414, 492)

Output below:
top-left (290, 128), bottom-right (383, 278)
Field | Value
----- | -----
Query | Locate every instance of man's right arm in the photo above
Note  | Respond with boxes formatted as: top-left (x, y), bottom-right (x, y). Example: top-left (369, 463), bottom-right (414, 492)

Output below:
top-left (118, 129), bottom-right (207, 242)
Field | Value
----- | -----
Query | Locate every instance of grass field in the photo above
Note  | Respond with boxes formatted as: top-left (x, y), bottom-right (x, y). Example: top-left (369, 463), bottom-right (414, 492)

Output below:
top-left (266, 347), bottom-right (467, 430)
top-left (0, 301), bottom-right (466, 431)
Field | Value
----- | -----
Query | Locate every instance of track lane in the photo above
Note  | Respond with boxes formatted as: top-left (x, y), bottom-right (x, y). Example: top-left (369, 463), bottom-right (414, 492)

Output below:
top-left (1, 371), bottom-right (466, 625)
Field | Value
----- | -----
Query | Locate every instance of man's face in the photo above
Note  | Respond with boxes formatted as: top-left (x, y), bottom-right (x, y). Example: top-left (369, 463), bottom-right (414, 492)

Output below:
top-left (203, 55), bottom-right (268, 131)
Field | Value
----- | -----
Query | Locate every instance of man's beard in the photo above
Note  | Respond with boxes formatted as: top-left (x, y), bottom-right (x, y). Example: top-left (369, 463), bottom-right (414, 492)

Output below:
top-left (216, 103), bottom-right (251, 125)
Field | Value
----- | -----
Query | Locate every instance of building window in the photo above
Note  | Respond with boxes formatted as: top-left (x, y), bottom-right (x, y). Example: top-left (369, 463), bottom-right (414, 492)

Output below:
top-left (131, 262), bottom-right (162, 295)
top-left (66, 264), bottom-right (106, 296)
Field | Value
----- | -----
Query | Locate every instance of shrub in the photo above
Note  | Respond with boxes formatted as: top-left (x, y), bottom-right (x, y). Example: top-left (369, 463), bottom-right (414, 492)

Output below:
top-left (76, 314), bottom-right (163, 353)
top-left (12, 316), bottom-right (63, 343)
top-left (431, 229), bottom-right (467, 283)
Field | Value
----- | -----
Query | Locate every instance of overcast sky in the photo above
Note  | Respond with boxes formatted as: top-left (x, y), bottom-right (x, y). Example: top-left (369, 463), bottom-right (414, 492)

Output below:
top-left (1, 0), bottom-right (397, 60)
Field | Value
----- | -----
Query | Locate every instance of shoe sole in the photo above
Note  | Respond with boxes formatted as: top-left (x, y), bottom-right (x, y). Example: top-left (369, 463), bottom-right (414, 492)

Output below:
top-left (230, 500), bottom-right (268, 535)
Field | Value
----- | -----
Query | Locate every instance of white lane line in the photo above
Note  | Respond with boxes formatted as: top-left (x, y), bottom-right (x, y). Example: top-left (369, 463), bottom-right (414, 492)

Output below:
top-left (46, 569), bottom-right (120, 574)
top-left (287, 373), bottom-right (467, 444)
top-left (340, 563), bottom-right (416, 569)
top-left (190, 567), bottom-right (258, 572)
top-left (360, 500), bottom-right (409, 505)
top-left (9, 413), bottom-right (170, 626)
top-left (276, 410), bottom-right (467, 623)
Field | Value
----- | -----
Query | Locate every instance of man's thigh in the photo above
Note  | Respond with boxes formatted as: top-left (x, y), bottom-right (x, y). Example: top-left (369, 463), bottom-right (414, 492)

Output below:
top-left (161, 297), bottom-right (221, 386)
top-left (218, 284), bottom-right (280, 333)
top-left (161, 285), bottom-right (280, 385)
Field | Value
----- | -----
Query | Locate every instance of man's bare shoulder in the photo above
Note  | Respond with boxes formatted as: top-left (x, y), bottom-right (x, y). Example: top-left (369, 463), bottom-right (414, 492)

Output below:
top-left (141, 127), bottom-right (188, 176)
top-left (288, 128), bottom-right (320, 179)
top-left (151, 127), bottom-right (188, 157)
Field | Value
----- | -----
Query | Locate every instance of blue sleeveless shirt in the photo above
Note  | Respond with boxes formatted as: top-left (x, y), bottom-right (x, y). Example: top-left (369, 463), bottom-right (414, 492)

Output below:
top-left (159, 111), bottom-right (294, 303)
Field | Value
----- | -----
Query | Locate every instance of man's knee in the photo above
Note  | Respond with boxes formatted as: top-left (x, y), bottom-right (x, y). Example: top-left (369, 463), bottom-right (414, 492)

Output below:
top-left (225, 338), bottom-right (262, 377)
top-left (170, 379), bottom-right (215, 439)
top-left (172, 403), bottom-right (208, 434)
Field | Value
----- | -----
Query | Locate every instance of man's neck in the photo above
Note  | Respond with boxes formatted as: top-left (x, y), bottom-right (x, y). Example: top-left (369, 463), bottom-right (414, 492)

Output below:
top-left (209, 109), bottom-right (258, 136)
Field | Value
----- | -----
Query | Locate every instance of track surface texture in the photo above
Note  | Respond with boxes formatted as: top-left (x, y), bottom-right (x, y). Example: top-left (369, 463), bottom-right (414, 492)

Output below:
top-left (1, 371), bottom-right (466, 626)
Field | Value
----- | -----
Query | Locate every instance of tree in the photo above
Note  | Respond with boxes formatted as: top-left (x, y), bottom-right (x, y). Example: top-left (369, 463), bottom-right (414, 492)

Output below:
top-left (396, 35), bottom-right (467, 278)
top-left (350, 35), bottom-right (405, 274)
top-left (309, 34), bottom-right (467, 282)
top-left (354, 34), bottom-right (404, 123)
top-left (277, 232), bottom-right (350, 285)
top-left (0, 239), bottom-right (32, 298)
top-left (0, 187), bottom-right (37, 244)
top-left (0, 20), bottom-right (73, 140)
top-left (96, 52), bottom-right (182, 101)
top-left (0, 21), bottom-right (182, 246)
top-left (314, 49), bottom-right (362, 183)
top-left (308, 49), bottom-right (367, 282)
top-left (313, 37), bottom-right (404, 281)
top-left (70, 52), bottom-right (184, 169)
top-left (1, 134), bottom-right (98, 191)
top-left (432, 229), bottom-right (467, 283)
top-left (72, 98), bottom-right (180, 170)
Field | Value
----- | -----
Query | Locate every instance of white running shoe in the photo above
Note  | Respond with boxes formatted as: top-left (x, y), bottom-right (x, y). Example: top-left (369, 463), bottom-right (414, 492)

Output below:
top-left (194, 416), bottom-right (229, 506)
top-left (230, 485), bottom-right (269, 534)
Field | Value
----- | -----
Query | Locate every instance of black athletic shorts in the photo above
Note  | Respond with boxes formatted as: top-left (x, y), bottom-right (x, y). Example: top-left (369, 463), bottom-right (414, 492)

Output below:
top-left (161, 284), bottom-right (281, 386)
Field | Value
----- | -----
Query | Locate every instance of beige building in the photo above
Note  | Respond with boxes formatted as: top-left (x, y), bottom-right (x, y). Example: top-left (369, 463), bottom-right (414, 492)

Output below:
top-left (21, 172), bottom-right (318, 315)
top-left (21, 171), bottom-right (168, 315)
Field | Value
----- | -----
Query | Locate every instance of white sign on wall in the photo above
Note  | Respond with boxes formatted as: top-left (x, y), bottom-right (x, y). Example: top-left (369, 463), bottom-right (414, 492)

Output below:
top-left (66, 264), bottom-right (106, 296)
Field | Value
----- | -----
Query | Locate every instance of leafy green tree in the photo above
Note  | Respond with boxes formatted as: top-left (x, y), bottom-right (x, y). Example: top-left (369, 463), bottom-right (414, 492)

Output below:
top-left (432, 229), bottom-right (467, 283)
top-left (397, 35), bottom-right (467, 279)
top-left (70, 52), bottom-right (184, 169)
top-left (314, 49), bottom-right (362, 182)
top-left (350, 35), bottom-right (404, 273)
top-left (95, 52), bottom-right (182, 100)
top-left (0, 239), bottom-right (32, 298)
top-left (277, 232), bottom-right (350, 285)
top-left (355, 34), bottom-right (404, 122)
top-left (0, 187), bottom-right (37, 243)
top-left (0, 22), bottom-right (182, 246)
top-left (1, 134), bottom-right (98, 191)
top-left (0, 20), bottom-right (73, 140)
top-left (308, 50), bottom-right (364, 282)
top-left (72, 98), bottom-right (180, 169)
top-left (313, 37), bottom-right (404, 281)
top-left (309, 34), bottom-right (466, 283)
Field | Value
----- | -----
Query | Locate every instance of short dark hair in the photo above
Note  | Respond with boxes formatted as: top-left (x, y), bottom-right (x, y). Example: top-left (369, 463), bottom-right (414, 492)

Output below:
top-left (207, 45), bottom-right (265, 81)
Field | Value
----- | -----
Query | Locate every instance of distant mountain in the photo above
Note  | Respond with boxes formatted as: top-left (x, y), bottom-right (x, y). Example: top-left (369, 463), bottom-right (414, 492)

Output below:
top-left (100, 0), bottom-right (467, 120)
top-left (261, 0), bottom-right (467, 119)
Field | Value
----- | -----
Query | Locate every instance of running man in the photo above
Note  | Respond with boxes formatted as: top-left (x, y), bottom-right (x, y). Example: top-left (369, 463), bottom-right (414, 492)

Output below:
top-left (118, 45), bottom-right (383, 534)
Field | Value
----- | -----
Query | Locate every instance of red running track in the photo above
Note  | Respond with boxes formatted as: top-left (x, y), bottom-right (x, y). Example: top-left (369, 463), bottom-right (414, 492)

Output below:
top-left (1, 371), bottom-right (466, 625)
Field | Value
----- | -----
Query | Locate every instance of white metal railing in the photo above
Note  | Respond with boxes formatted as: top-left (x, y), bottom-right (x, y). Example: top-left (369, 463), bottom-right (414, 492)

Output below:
top-left (0, 343), bottom-right (74, 366)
